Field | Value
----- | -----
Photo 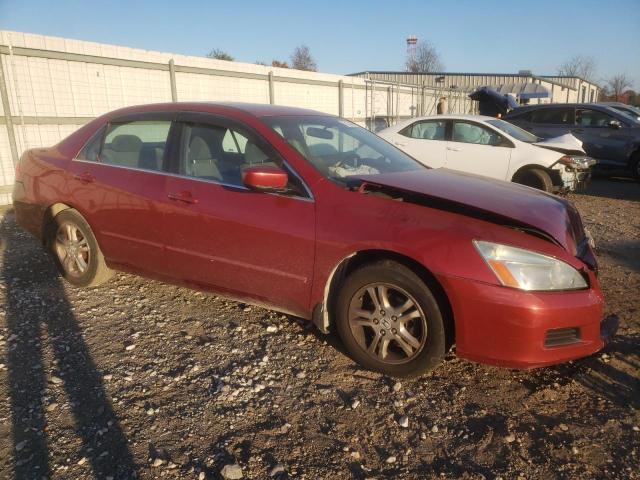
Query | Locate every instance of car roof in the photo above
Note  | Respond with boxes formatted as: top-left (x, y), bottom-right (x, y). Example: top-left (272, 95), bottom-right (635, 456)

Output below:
top-left (102, 101), bottom-right (330, 119)
top-left (508, 103), bottom-right (617, 111)
top-left (217, 102), bottom-right (329, 117)
top-left (405, 114), bottom-right (498, 122)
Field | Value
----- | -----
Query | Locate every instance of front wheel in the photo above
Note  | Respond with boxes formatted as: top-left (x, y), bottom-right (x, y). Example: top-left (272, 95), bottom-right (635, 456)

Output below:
top-left (47, 209), bottom-right (113, 287)
top-left (335, 260), bottom-right (447, 378)
top-left (513, 168), bottom-right (554, 192)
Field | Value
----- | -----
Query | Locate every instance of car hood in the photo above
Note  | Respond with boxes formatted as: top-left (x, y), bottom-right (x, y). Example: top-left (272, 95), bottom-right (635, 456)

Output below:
top-left (532, 133), bottom-right (585, 155)
top-left (353, 168), bottom-right (585, 254)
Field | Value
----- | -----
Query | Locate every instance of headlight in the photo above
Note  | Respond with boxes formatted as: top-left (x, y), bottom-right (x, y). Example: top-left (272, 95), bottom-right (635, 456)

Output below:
top-left (473, 240), bottom-right (588, 291)
top-left (557, 155), bottom-right (596, 170)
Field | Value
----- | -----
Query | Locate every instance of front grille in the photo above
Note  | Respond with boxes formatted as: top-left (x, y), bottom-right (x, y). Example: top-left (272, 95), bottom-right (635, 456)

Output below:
top-left (544, 327), bottom-right (581, 348)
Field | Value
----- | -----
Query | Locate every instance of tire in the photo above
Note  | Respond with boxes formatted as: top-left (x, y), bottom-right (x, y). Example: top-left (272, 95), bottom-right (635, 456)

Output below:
top-left (335, 260), bottom-right (447, 378)
top-left (632, 153), bottom-right (640, 181)
top-left (46, 208), bottom-right (113, 287)
top-left (513, 168), bottom-right (554, 192)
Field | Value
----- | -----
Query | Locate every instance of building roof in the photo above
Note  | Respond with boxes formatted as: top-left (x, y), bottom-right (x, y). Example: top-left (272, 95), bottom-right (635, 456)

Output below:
top-left (348, 71), bottom-right (600, 90)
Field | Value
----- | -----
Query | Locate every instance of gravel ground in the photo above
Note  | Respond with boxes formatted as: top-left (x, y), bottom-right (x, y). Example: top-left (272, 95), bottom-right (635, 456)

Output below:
top-left (0, 178), bottom-right (638, 480)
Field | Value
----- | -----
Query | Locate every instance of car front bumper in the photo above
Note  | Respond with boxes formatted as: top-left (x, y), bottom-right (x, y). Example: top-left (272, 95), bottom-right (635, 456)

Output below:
top-left (555, 168), bottom-right (591, 192)
top-left (438, 273), bottom-right (615, 369)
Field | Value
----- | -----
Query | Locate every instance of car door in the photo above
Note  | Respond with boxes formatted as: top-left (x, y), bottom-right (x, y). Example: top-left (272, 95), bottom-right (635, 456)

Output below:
top-left (67, 113), bottom-right (175, 274)
top-left (573, 108), bottom-right (633, 167)
top-left (161, 112), bottom-right (315, 316)
top-left (445, 120), bottom-right (513, 180)
top-left (389, 119), bottom-right (448, 168)
top-left (527, 107), bottom-right (574, 139)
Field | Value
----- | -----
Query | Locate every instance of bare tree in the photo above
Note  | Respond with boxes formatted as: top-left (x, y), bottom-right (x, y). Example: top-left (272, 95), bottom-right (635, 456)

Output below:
top-left (405, 41), bottom-right (444, 73)
top-left (557, 55), bottom-right (597, 81)
top-left (271, 60), bottom-right (290, 68)
top-left (207, 49), bottom-right (234, 61)
top-left (290, 45), bottom-right (317, 71)
top-left (607, 73), bottom-right (633, 101)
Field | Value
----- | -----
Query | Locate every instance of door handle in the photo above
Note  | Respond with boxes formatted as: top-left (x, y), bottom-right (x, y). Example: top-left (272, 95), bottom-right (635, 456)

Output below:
top-left (167, 191), bottom-right (198, 205)
top-left (393, 141), bottom-right (407, 147)
top-left (446, 147), bottom-right (461, 152)
top-left (572, 128), bottom-right (584, 134)
top-left (73, 172), bottom-right (95, 183)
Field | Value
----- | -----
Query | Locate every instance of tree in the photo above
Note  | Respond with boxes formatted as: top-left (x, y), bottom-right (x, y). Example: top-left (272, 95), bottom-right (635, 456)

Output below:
top-left (206, 49), bottom-right (234, 61)
top-left (557, 55), bottom-right (597, 81)
top-left (599, 84), bottom-right (612, 101)
top-left (290, 45), bottom-right (317, 71)
top-left (607, 74), bottom-right (633, 101)
top-left (405, 40), bottom-right (444, 73)
top-left (271, 60), bottom-right (290, 68)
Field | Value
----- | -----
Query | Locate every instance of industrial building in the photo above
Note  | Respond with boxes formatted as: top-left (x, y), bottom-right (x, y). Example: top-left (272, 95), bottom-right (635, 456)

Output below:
top-left (349, 70), bottom-right (601, 105)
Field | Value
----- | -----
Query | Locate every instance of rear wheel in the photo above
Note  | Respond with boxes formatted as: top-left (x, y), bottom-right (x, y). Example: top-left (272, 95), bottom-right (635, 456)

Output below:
top-left (513, 168), bottom-right (554, 192)
top-left (335, 260), bottom-right (446, 378)
top-left (47, 209), bottom-right (113, 287)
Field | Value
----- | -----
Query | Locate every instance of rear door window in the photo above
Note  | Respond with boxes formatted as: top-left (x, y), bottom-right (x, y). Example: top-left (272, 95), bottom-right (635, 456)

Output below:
top-left (101, 120), bottom-right (172, 171)
top-left (400, 120), bottom-right (447, 140)
top-left (77, 126), bottom-right (105, 162)
top-left (506, 110), bottom-right (532, 122)
top-left (530, 108), bottom-right (573, 125)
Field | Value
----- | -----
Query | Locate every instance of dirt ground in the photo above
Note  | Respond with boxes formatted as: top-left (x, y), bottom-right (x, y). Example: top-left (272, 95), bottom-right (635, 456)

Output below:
top-left (0, 177), bottom-right (638, 480)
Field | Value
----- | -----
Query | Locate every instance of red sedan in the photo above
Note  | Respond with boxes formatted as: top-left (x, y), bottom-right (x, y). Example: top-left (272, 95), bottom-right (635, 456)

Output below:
top-left (12, 102), bottom-right (617, 377)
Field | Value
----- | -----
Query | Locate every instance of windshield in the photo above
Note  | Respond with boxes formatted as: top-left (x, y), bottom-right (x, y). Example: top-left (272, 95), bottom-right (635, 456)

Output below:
top-left (264, 115), bottom-right (424, 184)
top-left (486, 119), bottom-right (539, 143)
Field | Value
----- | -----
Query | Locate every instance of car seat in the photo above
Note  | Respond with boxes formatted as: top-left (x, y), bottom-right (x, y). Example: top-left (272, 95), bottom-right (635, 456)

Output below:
top-left (186, 136), bottom-right (222, 180)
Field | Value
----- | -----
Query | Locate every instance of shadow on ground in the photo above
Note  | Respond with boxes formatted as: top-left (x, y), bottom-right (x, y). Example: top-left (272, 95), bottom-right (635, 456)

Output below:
top-left (576, 176), bottom-right (640, 202)
top-left (1, 212), bottom-right (137, 479)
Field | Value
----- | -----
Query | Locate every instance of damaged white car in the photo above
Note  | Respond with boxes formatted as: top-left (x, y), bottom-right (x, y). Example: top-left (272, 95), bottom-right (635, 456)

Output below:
top-left (378, 115), bottom-right (595, 192)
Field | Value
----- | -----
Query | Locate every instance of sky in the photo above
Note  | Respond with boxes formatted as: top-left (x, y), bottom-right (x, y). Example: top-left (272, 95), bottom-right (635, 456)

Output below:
top-left (1, 0), bottom-right (639, 87)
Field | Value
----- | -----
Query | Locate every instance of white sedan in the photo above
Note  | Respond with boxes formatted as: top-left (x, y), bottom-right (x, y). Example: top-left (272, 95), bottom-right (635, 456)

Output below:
top-left (378, 115), bottom-right (595, 192)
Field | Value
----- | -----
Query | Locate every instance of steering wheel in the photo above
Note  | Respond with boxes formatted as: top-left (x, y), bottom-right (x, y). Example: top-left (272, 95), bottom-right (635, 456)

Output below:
top-left (337, 152), bottom-right (361, 169)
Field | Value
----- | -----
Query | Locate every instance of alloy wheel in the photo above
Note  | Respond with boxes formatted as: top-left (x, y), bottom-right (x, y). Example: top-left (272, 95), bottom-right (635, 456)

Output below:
top-left (348, 283), bottom-right (428, 364)
top-left (54, 221), bottom-right (90, 277)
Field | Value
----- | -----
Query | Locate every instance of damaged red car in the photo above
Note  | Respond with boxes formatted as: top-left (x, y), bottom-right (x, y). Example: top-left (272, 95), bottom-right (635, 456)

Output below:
top-left (13, 103), bottom-right (618, 377)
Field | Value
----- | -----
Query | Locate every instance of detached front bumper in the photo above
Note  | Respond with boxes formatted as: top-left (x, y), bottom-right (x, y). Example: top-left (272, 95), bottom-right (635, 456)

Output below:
top-left (438, 273), bottom-right (614, 369)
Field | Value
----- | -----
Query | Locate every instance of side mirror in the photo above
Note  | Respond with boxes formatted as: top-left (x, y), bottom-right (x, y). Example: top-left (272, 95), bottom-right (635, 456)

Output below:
top-left (608, 120), bottom-right (622, 129)
top-left (242, 165), bottom-right (288, 192)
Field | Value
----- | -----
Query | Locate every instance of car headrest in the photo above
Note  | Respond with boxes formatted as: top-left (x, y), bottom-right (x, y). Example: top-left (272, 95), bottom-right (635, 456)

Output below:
top-left (110, 134), bottom-right (142, 152)
top-left (245, 142), bottom-right (270, 164)
top-left (189, 136), bottom-right (213, 161)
